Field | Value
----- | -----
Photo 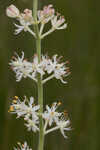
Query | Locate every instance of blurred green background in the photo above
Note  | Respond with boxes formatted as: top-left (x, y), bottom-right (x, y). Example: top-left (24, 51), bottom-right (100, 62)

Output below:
top-left (0, 0), bottom-right (100, 149)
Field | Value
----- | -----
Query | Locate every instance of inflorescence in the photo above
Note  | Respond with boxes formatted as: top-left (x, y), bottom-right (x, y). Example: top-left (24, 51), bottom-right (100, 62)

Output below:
top-left (10, 52), bottom-right (70, 83)
top-left (9, 96), bottom-right (71, 139)
top-left (6, 4), bottom-right (67, 38)
top-left (6, 3), bottom-right (71, 150)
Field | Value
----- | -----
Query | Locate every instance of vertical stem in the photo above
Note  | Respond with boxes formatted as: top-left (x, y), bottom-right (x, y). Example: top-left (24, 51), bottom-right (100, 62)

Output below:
top-left (33, 0), bottom-right (44, 150)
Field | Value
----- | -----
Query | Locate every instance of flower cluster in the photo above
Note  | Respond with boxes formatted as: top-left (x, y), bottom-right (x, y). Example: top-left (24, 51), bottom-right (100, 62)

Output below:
top-left (6, 4), bottom-right (67, 38)
top-left (14, 142), bottom-right (32, 150)
top-left (6, 5), bottom-right (35, 36)
top-left (10, 52), bottom-right (70, 83)
top-left (43, 102), bottom-right (71, 138)
top-left (9, 96), bottom-right (71, 138)
top-left (9, 96), bottom-right (40, 132)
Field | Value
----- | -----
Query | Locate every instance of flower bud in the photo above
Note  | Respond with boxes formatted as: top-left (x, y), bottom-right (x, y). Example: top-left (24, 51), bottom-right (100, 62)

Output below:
top-left (6, 5), bottom-right (20, 18)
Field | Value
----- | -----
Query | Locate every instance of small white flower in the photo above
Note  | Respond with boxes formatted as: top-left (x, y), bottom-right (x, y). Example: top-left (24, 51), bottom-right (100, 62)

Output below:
top-left (56, 117), bottom-right (71, 138)
top-left (10, 52), bottom-right (35, 82)
top-left (32, 54), bottom-right (45, 76)
top-left (10, 52), bottom-right (69, 83)
top-left (54, 63), bottom-right (67, 83)
top-left (6, 5), bottom-right (35, 36)
top-left (6, 5), bottom-right (20, 18)
top-left (43, 102), bottom-right (62, 126)
top-left (25, 118), bottom-right (39, 132)
top-left (14, 23), bottom-right (28, 35)
top-left (45, 55), bottom-right (58, 74)
top-left (9, 96), bottom-right (40, 120)
top-left (42, 54), bottom-right (70, 84)
top-left (14, 141), bottom-right (32, 150)
top-left (14, 9), bottom-right (34, 35)
top-left (9, 96), bottom-right (40, 133)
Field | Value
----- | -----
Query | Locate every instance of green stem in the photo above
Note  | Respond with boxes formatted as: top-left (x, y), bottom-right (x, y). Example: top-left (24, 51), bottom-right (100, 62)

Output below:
top-left (36, 38), bottom-right (44, 150)
top-left (33, 0), bottom-right (44, 150)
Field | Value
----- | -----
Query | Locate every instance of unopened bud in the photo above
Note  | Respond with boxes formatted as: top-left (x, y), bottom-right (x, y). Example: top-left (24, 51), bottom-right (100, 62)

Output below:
top-left (6, 5), bottom-right (20, 18)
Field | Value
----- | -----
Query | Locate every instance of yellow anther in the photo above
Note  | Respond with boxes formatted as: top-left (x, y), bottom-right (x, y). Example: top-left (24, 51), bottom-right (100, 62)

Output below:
top-left (51, 112), bottom-right (54, 115)
top-left (9, 106), bottom-right (14, 112)
top-left (58, 101), bottom-right (62, 105)
top-left (14, 96), bottom-right (18, 99)
top-left (12, 100), bottom-right (17, 104)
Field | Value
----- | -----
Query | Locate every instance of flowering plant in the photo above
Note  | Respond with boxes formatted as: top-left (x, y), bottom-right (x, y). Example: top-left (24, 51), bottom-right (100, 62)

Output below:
top-left (6, 0), bottom-right (71, 150)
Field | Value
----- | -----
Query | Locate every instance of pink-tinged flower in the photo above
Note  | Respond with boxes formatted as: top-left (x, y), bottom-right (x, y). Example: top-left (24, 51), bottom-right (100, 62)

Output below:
top-left (51, 14), bottom-right (67, 30)
top-left (6, 4), bottom-right (20, 18)
top-left (38, 5), bottom-right (55, 24)
top-left (41, 11), bottom-right (67, 38)
top-left (6, 5), bottom-right (35, 36)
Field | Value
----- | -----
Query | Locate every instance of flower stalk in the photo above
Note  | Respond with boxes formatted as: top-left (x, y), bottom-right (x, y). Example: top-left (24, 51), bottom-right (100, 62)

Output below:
top-left (33, 0), bottom-right (44, 150)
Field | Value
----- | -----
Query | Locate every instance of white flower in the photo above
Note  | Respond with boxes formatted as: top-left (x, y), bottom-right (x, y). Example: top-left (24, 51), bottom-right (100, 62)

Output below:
top-left (45, 55), bottom-right (58, 74)
top-left (42, 54), bottom-right (70, 84)
top-left (56, 117), bottom-right (71, 138)
top-left (45, 114), bottom-right (71, 138)
top-left (14, 23), bottom-right (29, 35)
top-left (43, 102), bottom-right (62, 126)
top-left (25, 118), bottom-right (39, 132)
top-left (14, 9), bottom-right (34, 35)
top-left (41, 8), bottom-right (67, 38)
top-left (6, 5), bottom-right (20, 18)
top-left (14, 141), bottom-right (32, 150)
top-left (53, 63), bottom-right (68, 83)
top-left (14, 14), bottom-right (34, 35)
top-left (10, 52), bottom-right (36, 82)
top-left (10, 52), bottom-right (69, 83)
top-left (6, 5), bottom-right (35, 36)
top-left (32, 54), bottom-right (45, 76)
top-left (9, 96), bottom-right (40, 120)
top-left (9, 96), bottom-right (40, 133)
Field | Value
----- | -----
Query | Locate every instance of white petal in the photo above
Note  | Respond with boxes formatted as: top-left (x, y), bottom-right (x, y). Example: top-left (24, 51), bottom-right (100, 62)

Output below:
top-left (30, 97), bottom-right (34, 105)
top-left (57, 23), bottom-right (67, 30)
